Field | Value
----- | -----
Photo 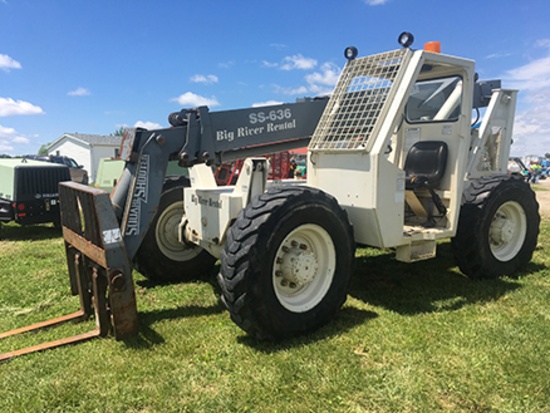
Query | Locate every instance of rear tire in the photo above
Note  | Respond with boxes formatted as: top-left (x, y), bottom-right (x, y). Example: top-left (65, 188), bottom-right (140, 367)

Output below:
top-left (134, 181), bottom-right (216, 282)
top-left (218, 186), bottom-right (355, 340)
top-left (451, 175), bottom-right (540, 279)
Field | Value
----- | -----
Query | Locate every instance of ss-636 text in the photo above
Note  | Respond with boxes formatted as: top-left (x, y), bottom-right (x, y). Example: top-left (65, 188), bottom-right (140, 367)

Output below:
top-left (249, 108), bottom-right (292, 124)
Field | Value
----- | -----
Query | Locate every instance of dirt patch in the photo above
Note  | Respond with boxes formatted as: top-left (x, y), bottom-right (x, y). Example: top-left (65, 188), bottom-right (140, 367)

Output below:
top-left (533, 179), bottom-right (550, 218)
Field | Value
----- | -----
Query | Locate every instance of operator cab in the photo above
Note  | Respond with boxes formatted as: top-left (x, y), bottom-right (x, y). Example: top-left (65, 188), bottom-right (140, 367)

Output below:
top-left (308, 35), bottom-right (475, 253)
top-left (399, 73), bottom-right (465, 228)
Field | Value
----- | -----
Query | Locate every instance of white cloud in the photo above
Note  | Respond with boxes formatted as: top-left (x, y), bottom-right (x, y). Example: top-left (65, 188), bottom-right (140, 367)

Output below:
top-left (262, 60), bottom-right (278, 69)
top-left (0, 124), bottom-right (18, 138)
top-left (218, 60), bottom-right (235, 69)
top-left (280, 54), bottom-right (317, 71)
top-left (263, 54), bottom-right (318, 71)
top-left (252, 100), bottom-right (284, 108)
top-left (67, 87), bottom-right (91, 97)
top-left (485, 52), bottom-right (512, 60)
top-left (171, 92), bottom-right (220, 107)
top-left (504, 49), bottom-right (550, 156)
top-left (0, 54), bottom-right (21, 72)
top-left (190, 74), bottom-right (219, 84)
top-left (0, 124), bottom-right (30, 153)
top-left (273, 85), bottom-right (309, 96)
top-left (134, 120), bottom-right (163, 130)
top-left (273, 62), bottom-right (342, 97)
top-left (505, 56), bottom-right (550, 92)
top-left (534, 39), bottom-right (550, 49)
top-left (510, 103), bottom-right (550, 156)
top-left (269, 43), bottom-right (287, 51)
top-left (305, 63), bottom-right (340, 86)
top-left (0, 141), bottom-right (13, 152)
top-left (0, 97), bottom-right (44, 116)
top-left (363, 0), bottom-right (390, 5)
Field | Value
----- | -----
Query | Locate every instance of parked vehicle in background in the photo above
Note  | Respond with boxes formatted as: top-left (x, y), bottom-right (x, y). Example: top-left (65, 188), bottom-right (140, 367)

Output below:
top-left (94, 158), bottom-right (188, 192)
top-left (93, 158), bottom-right (125, 191)
top-left (0, 158), bottom-right (71, 228)
top-left (24, 154), bottom-right (89, 184)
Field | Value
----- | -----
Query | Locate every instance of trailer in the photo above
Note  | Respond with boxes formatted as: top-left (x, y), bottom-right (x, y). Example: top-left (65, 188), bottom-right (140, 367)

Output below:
top-left (0, 158), bottom-right (71, 229)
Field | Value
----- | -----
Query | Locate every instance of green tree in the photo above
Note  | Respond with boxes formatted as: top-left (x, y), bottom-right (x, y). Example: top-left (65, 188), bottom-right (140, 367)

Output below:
top-left (38, 143), bottom-right (50, 155)
top-left (545, 153), bottom-right (550, 160)
top-left (111, 127), bottom-right (125, 137)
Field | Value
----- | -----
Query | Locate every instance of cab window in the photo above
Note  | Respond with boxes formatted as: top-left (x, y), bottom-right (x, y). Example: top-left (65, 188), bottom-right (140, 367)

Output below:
top-left (406, 76), bottom-right (462, 123)
top-left (66, 158), bottom-right (78, 168)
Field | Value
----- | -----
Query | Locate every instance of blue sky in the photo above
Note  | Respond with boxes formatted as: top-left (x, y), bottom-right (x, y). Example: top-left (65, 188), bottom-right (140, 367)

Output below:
top-left (1, 0), bottom-right (550, 157)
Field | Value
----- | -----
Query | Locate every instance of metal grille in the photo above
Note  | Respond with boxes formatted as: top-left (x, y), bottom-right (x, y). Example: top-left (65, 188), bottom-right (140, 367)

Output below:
top-left (310, 49), bottom-right (408, 151)
top-left (16, 167), bottom-right (70, 200)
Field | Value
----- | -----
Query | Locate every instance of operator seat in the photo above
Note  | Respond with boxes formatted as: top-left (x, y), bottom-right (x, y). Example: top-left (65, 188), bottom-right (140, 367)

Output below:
top-left (404, 140), bottom-right (448, 224)
top-left (405, 140), bottom-right (448, 189)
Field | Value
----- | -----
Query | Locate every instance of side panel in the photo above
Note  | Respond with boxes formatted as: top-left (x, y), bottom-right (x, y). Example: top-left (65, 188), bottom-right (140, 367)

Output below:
top-left (307, 152), bottom-right (405, 248)
top-left (184, 187), bottom-right (242, 258)
top-left (0, 162), bottom-right (15, 199)
top-left (183, 158), bottom-right (270, 258)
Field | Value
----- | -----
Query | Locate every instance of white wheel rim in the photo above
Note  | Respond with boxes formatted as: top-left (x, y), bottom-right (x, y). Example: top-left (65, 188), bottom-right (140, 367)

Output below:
top-left (272, 224), bottom-right (336, 313)
top-left (489, 201), bottom-right (527, 262)
top-left (155, 202), bottom-right (202, 262)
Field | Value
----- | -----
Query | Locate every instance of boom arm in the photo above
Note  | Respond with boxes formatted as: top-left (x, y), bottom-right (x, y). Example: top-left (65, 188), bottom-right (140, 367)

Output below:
top-left (173, 98), bottom-right (328, 166)
top-left (111, 97), bottom-right (328, 259)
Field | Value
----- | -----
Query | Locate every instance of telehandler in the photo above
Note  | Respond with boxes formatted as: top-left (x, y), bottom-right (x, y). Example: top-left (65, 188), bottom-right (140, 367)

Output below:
top-left (0, 33), bottom-right (539, 361)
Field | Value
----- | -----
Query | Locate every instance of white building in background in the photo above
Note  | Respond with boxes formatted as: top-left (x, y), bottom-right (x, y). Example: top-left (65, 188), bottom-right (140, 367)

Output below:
top-left (47, 133), bottom-right (122, 183)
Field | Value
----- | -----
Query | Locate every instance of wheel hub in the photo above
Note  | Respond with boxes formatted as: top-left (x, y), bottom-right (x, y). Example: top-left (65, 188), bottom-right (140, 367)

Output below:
top-left (500, 219), bottom-right (515, 244)
top-left (491, 211), bottom-right (518, 246)
top-left (156, 204), bottom-right (202, 262)
top-left (272, 223), bottom-right (336, 313)
top-left (280, 248), bottom-right (318, 286)
top-left (488, 201), bottom-right (527, 262)
top-left (161, 214), bottom-right (181, 247)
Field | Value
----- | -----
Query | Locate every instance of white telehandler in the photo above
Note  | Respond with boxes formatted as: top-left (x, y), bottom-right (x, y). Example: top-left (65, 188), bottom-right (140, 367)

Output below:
top-left (0, 33), bottom-right (539, 361)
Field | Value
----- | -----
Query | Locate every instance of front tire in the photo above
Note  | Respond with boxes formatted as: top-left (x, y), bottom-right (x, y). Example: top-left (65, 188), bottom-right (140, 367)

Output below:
top-left (218, 186), bottom-right (355, 340)
top-left (451, 175), bottom-right (540, 279)
top-left (134, 182), bottom-right (216, 282)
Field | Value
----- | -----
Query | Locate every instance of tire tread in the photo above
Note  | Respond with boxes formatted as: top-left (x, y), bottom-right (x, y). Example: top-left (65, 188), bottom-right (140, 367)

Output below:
top-left (218, 185), bottom-right (354, 340)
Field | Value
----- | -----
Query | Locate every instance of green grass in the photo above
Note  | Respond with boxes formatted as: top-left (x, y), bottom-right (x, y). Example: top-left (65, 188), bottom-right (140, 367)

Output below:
top-left (0, 221), bottom-right (549, 412)
top-left (531, 183), bottom-right (548, 192)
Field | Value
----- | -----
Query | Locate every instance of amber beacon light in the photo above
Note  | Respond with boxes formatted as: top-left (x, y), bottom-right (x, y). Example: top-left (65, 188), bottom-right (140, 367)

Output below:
top-left (424, 41), bottom-right (441, 53)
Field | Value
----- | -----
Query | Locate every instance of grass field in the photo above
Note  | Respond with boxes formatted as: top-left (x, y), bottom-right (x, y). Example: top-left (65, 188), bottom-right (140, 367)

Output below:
top-left (0, 216), bottom-right (549, 412)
